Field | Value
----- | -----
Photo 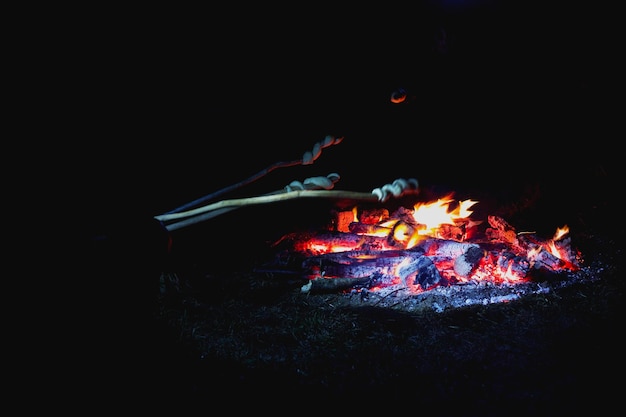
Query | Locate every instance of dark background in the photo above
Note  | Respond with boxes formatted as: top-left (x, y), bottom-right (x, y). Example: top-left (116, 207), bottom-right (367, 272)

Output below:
top-left (58, 0), bottom-right (619, 232)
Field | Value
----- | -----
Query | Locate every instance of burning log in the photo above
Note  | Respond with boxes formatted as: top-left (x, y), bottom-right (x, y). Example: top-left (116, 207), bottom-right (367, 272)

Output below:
top-left (397, 255), bottom-right (442, 289)
top-left (490, 251), bottom-right (531, 278)
top-left (519, 231), bottom-right (581, 271)
top-left (421, 239), bottom-right (480, 259)
top-left (347, 222), bottom-right (393, 235)
top-left (334, 210), bottom-right (356, 233)
top-left (453, 245), bottom-right (485, 278)
top-left (437, 223), bottom-right (470, 241)
top-left (302, 248), bottom-right (426, 283)
top-left (531, 250), bottom-right (565, 271)
top-left (301, 276), bottom-right (374, 294)
top-left (305, 261), bottom-right (387, 280)
top-left (486, 215), bottom-right (519, 247)
top-left (292, 232), bottom-right (391, 254)
top-left (359, 208), bottom-right (391, 224)
top-left (299, 239), bottom-right (490, 290)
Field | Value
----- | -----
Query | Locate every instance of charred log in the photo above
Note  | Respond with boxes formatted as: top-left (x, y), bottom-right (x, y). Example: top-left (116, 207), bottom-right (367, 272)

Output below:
top-left (358, 208), bottom-right (390, 224)
top-left (291, 231), bottom-right (390, 254)
top-left (302, 248), bottom-right (426, 286)
top-left (300, 276), bottom-right (374, 294)
top-left (348, 222), bottom-right (393, 235)
top-left (397, 255), bottom-right (443, 289)
top-left (420, 239), bottom-right (481, 258)
top-left (332, 210), bottom-right (356, 233)
top-left (491, 251), bottom-right (531, 277)
top-left (486, 215), bottom-right (519, 246)
top-left (454, 245), bottom-right (485, 277)
top-left (531, 249), bottom-right (568, 272)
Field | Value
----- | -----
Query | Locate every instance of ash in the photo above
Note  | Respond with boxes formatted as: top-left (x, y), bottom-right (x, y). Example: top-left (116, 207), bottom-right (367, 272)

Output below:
top-left (339, 263), bottom-right (604, 313)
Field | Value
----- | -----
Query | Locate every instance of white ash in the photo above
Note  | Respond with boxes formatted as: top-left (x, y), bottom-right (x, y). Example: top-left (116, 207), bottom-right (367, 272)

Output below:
top-left (339, 264), bottom-right (600, 314)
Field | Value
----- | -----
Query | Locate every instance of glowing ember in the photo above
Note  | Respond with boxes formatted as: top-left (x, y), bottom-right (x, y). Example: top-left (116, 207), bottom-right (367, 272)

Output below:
top-left (390, 88), bottom-right (408, 104)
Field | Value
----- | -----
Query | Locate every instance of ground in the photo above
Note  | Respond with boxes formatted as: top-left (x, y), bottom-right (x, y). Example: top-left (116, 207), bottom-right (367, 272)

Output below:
top-left (138, 195), bottom-right (624, 415)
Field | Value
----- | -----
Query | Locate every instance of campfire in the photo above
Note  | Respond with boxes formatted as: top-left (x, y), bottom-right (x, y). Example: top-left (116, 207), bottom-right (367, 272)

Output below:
top-left (269, 194), bottom-right (582, 300)
top-left (156, 135), bottom-right (589, 312)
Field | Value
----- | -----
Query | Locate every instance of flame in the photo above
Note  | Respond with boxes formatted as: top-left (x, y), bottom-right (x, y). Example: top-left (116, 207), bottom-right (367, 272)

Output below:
top-left (553, 225), bottom-right (569, 240)
top-left (412, 194), bottom-right (477, 235)
top-left (547, 241), bottom-right (561, 258)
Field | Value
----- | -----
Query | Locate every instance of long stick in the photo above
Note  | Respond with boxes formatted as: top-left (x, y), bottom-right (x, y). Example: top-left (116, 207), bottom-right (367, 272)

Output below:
top-left (161, 173), bottom-right (342, 231)
top-left (163, 135), bottom-right (344, 214)
top-left (155, 189), bottom-right (379, 223)
top-left (158, 177), bottom-right (420, 231)
top-left (161, 207), bottom-right (237, 231)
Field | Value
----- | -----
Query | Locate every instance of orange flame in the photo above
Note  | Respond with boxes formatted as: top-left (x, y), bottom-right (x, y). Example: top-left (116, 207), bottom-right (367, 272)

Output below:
top-left (412, 194), bottom-right (478, 236)
top-left (553, 225), bottom-right (569, 240)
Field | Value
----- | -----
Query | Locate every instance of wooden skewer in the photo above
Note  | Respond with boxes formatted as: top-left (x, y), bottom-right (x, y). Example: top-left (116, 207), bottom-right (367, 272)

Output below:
top-left (157, 177), bottom-right (420, 231)
top-left (162, 135), bottom-right (345, 215)
top-left (162, 207), bottom-right (238, 231)
top-left (155, 189), bottom-right (379, 223)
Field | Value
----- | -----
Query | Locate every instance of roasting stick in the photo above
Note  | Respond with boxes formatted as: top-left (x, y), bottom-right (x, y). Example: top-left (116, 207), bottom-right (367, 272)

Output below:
top-left (156, 177), bottom-right (420, 231)
top-left (162, 135), bottom-right (345, 215)
top-left (159, 173), bottom-right (343, 231)
top-left (158, 190), bottom-right (378, 222)
top-left (155, 134), bottom-right (419, 231)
